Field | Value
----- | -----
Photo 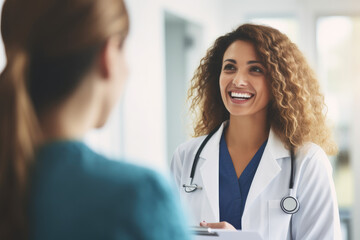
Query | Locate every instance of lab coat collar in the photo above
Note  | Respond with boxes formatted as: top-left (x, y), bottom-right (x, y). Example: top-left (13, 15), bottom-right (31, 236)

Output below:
top-left (197, 121), bottom-right (290, 221)
top-left (244, 128), bottom-right (289, 211)
top-left (199, 121), bottom-right (227, 160)
top-left (198, 121), bottom-right (227, 221)
top-left (266, 128), bottom-right (290, 160)
top-left (199, 121), bottom-right (289, 160)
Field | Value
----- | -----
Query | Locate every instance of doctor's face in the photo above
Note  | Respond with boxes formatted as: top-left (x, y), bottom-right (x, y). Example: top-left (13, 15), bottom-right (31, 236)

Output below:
top-left (219, 40), bottom-right (271, 118)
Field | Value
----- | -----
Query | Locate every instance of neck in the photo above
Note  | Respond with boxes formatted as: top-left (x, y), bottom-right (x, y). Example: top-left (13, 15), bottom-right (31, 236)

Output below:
top-left (225, 111), bottom-right (270, 150)
top-left (40, 105), bottom-right (95, 141)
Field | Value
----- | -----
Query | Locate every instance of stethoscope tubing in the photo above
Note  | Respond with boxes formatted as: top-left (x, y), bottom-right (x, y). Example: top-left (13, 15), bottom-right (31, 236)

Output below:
top-left (189, 124), bottom-right (222, 181)
top-left (183, 124), bottom-right (300, 215)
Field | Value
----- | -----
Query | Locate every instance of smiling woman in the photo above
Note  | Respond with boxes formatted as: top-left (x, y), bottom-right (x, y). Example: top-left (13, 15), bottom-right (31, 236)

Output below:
top-left (219, 40), bottom-right (271, 121)
top-left (187, 24), bottom-right (337, 153)
top-left (171, 23), bottom-right (342, 240)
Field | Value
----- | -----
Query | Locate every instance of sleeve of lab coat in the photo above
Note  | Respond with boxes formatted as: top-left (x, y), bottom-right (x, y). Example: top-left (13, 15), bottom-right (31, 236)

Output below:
top-left (292, 147), bottom-right (342, 240)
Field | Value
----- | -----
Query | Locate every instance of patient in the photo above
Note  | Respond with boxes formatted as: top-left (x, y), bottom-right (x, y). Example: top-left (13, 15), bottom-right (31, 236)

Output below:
top-left (0, 0), bottom-right (190, 239)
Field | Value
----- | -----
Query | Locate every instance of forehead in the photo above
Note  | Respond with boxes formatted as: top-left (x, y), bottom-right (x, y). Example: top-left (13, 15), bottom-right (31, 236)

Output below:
top-left (223, 40), bottom-right (259, 61)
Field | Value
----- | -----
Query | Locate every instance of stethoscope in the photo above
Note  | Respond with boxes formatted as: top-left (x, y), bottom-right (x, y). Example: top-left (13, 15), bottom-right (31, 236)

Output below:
top-left (182, 125), bottom-right (300, 215)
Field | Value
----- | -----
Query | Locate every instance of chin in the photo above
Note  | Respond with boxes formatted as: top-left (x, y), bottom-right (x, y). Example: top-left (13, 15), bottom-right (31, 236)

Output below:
top-left (225, 107), bottom-right (251, 117)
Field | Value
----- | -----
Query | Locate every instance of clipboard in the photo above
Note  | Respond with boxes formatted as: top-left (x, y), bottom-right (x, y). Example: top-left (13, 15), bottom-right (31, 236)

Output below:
top-left (190, 226), bottom-right (263, 240)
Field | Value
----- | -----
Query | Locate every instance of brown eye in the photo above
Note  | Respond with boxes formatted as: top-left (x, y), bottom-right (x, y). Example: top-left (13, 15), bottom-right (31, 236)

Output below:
top-left (250, 66), bottom-right (264, 74)
top-left (223, 64), bottom-right (236, 71)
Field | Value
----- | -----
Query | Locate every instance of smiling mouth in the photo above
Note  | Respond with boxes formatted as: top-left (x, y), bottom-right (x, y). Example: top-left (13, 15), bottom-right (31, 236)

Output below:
top-left (228, 91), bottom-right (254, 100)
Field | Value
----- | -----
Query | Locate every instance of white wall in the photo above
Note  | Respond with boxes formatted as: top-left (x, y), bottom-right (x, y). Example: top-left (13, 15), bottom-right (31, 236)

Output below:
top-left (121, 0), bottom-right (222, 172)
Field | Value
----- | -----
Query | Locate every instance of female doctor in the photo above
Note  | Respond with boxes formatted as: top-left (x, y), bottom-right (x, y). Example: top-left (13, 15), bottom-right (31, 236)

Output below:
top-left (171, 24), bottom-right (342, 239)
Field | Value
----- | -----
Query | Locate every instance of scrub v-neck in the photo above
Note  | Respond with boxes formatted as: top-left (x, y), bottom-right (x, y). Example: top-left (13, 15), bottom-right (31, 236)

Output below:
top-left (219, 130), bottom-right (267, 229)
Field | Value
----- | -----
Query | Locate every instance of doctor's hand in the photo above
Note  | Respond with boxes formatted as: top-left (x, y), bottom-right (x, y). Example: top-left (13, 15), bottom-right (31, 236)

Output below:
top-left (200, 221), bottom-right (236, 230)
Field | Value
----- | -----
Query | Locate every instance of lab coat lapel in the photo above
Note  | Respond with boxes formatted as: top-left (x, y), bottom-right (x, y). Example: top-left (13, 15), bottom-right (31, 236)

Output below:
top-left (244, 129), bottom-right (288, 210)
top-left (198, 122), bottom-right (227, 222)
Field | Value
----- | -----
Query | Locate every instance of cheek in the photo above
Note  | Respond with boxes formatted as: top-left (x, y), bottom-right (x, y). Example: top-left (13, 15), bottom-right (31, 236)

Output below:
top-left (219, 77), bottom-right (227, 104)
top-left (265, 79), bottom-right (272, 101)
top-left (219, 76), bottom-right (224, 92)
top-left (219, 74), bottom-right (230, 95)
top-left (258, 79), bottom-right (271, 104)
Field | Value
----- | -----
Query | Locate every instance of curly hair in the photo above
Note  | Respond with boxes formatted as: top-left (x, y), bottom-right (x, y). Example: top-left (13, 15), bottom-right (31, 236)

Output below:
top-left (188, 23), bottom-right (337, 155)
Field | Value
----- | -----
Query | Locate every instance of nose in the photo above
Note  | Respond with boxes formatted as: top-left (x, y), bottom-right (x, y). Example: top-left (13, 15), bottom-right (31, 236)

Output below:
top-left (232, 71), bottom-right (248, 87)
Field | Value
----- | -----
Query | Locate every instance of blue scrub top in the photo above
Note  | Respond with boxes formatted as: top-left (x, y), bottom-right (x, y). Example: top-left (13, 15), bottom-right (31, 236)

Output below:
top-left (219, 131), bottom-right (267, 230)
top-left (28, 141), bottom-right (191, 240)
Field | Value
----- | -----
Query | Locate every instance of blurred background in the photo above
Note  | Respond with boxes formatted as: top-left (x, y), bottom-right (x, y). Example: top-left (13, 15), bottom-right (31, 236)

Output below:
top-left (0, 0), bottom-right (359, 239)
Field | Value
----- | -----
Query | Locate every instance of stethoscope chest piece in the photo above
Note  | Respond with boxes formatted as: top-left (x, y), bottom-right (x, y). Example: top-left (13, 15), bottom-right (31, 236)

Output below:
top-left (280, 195), bottom-right (300, 214)
top-left (183, 183), bottom-right (202, 193)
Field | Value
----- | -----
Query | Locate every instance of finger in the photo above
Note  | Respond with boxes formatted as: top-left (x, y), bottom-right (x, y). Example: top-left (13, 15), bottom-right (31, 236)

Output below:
top-left (204, 222), bottom-right (225, 229)
top-left (199, 221), bottom-right (207, 227)
top-left (205, 221), bottom-right (236, 230)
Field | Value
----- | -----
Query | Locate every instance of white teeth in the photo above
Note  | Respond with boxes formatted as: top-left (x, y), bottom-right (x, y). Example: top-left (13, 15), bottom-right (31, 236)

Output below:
top-left (231, 92), bottom-right (252, 99)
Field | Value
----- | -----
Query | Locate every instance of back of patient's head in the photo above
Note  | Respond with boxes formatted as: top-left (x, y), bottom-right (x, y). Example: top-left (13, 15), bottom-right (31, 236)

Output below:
top-left (1, 0), bottom-right (129, 112)
top-left (0, 0), bottom-right (128, 238)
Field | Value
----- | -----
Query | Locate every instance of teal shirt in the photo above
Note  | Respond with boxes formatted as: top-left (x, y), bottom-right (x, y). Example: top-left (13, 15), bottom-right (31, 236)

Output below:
top-left (29, 141), bottom-right (191, 240)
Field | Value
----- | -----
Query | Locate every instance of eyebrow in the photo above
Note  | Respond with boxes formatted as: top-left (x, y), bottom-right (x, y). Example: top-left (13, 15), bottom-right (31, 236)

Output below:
top-left (223, 59), bottom-right (263, 65)
top-left (223, 59), bottom-right (236, 64)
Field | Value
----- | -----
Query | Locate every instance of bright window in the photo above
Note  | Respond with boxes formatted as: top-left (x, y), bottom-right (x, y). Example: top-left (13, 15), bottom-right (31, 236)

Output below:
top-left (316, 16), bottom-right (360, 240)
top-left (248, 17), bottom-right (299, 44)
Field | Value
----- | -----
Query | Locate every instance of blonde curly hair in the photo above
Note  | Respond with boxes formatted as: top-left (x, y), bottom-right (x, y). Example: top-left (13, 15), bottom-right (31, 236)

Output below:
top-left (188, 23), bottom-right (337, 155)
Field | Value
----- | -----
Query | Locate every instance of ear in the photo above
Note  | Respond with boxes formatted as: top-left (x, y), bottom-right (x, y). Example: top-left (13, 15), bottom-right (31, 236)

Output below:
top-left (98, 36), bottom-right (120, 80)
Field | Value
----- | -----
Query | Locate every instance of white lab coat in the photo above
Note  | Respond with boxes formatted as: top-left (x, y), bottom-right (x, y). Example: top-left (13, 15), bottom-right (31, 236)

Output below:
top-left (171, 121), bottom-right (342, 240)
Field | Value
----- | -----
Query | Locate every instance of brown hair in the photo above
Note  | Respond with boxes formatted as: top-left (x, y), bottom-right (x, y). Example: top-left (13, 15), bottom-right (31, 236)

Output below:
top-left (188, 23), bottom-right (337, 155)
top-left (0, 0), bottom-right (129, 238)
